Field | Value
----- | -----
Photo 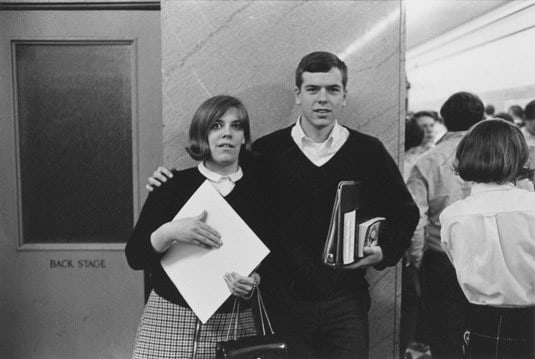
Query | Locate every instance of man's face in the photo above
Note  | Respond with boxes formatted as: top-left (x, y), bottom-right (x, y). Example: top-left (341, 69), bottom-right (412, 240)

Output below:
top-left (525, 119), bottom-right (535, 136)
top-left (295, 68), bottom-right (347, 134)
top-left (416, 116), bottom-right (436, 143)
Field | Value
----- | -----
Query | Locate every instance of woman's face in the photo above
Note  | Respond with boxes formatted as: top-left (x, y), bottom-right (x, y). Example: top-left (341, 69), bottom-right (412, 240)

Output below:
top-left (416, 116), bottom-right (436, 144)
top-left (205, 107), bottom-right (245, 174)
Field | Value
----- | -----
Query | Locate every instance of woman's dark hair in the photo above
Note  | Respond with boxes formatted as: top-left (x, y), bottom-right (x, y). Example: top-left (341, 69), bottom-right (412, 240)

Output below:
top-left (405, 117), bottom-right (424, 151)
top-left (186, 95), bottom-right (251, 161)
top-left (493, 112), bottom-right (514, 123)
top-left (440, 92), bottom-right (484, 132)
top-left (454, 119), bottom-right (529, 184)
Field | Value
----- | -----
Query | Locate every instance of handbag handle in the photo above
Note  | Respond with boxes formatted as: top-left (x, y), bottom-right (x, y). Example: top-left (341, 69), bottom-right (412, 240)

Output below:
top-left (223, 284), bottom-right (275, 341)
top-left (225, 297), bottom-right (241, 341)
top-left (256, 286), bottom-right (275, 335)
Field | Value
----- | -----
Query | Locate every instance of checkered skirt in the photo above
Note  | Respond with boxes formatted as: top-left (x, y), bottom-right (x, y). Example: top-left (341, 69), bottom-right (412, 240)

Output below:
top-left (133, 290), bottom-right (258, 359)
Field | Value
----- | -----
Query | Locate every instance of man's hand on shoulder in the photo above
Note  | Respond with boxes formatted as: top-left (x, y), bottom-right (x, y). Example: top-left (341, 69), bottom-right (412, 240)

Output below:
top-left (346, 246), bottom-right (383, 269)
top-left (146, 166), bottom-right (174, 191)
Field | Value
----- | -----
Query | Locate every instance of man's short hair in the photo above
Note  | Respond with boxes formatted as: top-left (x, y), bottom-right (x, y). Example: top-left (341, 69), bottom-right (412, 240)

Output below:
top-left (455, 119), bottom-right (529, 184)
top-left (524, 100), bottom-right (535, 120)
top-left (295, 51), bottom-right (348, 90)
top-left (440, 92), bottom-right (484, 132)
top-left (186, 95), bottom-right (251, 161)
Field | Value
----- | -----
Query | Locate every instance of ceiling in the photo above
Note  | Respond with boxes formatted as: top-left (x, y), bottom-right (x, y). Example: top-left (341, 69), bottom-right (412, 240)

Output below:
top-left (406, 0), bottom-right (509, 50)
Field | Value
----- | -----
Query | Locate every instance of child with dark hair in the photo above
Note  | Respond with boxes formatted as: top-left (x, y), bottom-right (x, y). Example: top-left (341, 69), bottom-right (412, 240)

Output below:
top-left (440, 119), bottom-right (535, 359)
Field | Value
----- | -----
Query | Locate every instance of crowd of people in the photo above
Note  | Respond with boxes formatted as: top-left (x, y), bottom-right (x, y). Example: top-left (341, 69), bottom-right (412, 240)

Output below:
top-left (402, 96), bottom-right (535, 359)
top-left (125, 50), bottom-right (535, 359)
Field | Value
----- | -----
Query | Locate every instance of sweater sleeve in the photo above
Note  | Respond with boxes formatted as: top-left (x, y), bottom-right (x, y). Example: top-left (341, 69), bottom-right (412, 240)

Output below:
top-left (125, 177), bottom-right (178, 271)
top-left (371, 140), bottom-right (419, 270)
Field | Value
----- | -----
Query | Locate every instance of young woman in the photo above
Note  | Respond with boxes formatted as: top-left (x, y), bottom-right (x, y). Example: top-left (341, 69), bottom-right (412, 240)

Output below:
top-left (440, 119), bottom-right (535, 359)
top-left (125, 95), bottom-right (271, 359)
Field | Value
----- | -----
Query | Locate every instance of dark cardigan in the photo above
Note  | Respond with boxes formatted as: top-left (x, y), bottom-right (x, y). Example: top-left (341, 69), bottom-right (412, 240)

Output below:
top-left (252, 125), bottom-right (419, 300)
top-left (125, 166), bottom-right (273, 312)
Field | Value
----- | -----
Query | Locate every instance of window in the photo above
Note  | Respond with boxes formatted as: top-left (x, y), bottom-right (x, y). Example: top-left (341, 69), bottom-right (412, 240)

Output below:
top-left (14, 41), bottom-right (133, 244)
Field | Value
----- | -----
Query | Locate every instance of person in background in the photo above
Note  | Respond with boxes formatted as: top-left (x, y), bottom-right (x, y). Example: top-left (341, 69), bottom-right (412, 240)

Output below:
top-left (403, 111), bottom-right (439, 181)
top-left (406, 92), bottom-right (485, 359)
top-left (493, 112), bottom-right (514, 123)
top-left (415, 111), bottom-right (439, 148)
top-left (126, 95), bottom-right (271, 359)
top-left (400, 118), bottom-right (430, 358)
top-left (440, 119), bottom-right (535, 359)
top-left (484, 103), bottom-right (495, 118)
top-left (508, 104), bottom-right (525, 127)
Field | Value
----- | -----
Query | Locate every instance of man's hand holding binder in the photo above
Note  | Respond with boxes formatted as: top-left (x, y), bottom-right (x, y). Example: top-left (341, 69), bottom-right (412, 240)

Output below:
top-left (345, 245), bottom-right (383, 269)
top-left (322, 181), bottom-right (386, 268)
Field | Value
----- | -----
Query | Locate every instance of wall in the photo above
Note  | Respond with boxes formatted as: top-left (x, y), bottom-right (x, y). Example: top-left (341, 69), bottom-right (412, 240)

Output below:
top-left (161, 1), bottom-right (406, 357)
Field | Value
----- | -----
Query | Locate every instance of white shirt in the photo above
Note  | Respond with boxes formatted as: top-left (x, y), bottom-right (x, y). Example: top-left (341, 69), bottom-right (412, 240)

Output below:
top-left (197, 162), bottom-right (243, 197)
top-left (290, 117), bottom-right (349, 167)
top-left (440, 182), bottom-right (535, 307)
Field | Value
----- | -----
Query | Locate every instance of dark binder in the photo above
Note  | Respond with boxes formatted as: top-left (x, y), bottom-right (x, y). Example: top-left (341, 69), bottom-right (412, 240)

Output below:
top-left (322, 181), bottom-right (385, 267)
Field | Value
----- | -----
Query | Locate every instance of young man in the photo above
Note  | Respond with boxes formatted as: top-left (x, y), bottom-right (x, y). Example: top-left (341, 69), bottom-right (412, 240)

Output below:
top-left (147, 52), bottom-right (418, 358)
top-left (406, 92), bottom-right (485, 359)
top-left (250, 51), bottom-right (418, 358)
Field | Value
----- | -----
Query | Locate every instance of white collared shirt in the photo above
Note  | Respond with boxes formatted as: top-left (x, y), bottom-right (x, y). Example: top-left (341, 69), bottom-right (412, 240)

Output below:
top-left (197, 162), bottom-right (243, 197)
top-left (290, 117), bottom-right (349, 167)
top-left (440, 182), bottom-right (535, 307)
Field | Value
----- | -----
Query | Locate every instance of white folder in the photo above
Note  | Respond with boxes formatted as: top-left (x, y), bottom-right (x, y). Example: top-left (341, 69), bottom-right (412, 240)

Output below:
top-left (161, 180), bottom-right (270, 323)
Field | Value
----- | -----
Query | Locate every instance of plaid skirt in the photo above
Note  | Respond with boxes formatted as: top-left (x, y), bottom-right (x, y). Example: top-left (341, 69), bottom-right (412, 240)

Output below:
top-left (133, 290), bottom-right (258, 359)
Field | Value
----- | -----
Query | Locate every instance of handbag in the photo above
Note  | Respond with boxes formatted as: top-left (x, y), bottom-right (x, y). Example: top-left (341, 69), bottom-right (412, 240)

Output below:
top-left (215, 285), bottom-right (288, 359)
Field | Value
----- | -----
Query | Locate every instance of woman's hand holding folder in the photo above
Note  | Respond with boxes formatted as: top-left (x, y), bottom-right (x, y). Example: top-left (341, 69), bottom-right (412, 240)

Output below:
top-left (150, 210), bottom-right (222, 253)
top-left (224, 271), bottom-right (260, 299)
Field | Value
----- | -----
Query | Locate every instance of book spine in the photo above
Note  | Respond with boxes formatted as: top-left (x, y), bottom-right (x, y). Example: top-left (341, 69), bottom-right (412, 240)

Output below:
top-left (343, 210), bottom-right (356, 264)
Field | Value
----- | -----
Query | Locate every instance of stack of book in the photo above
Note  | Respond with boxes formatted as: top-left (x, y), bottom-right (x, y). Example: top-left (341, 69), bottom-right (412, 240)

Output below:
top-left (322, 181), bottom-right (385, 267)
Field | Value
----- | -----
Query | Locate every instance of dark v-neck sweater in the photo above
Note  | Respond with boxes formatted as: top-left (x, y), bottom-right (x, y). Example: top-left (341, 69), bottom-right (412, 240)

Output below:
top-left (252, 125), bottom-right (419, 300)
top-left (125, 167), bottom-right (272, 312)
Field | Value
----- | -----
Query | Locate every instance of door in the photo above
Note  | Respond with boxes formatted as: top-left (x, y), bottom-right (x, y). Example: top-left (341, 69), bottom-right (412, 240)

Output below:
top-left (0, 5), bottom-right (161, 358)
